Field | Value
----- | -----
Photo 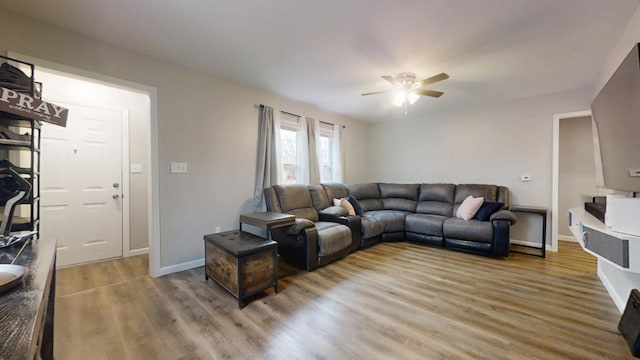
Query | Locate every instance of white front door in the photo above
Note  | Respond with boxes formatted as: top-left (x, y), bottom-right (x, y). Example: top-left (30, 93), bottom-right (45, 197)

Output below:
top-left (40, 102), bottom-right (124, 267)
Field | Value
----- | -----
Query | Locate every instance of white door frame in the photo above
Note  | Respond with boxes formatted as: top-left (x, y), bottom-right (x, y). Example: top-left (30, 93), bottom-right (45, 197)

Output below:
top-left (551, 109), bottom-right (592, 251)
top-left (8, 52), bottom-right (161, 276)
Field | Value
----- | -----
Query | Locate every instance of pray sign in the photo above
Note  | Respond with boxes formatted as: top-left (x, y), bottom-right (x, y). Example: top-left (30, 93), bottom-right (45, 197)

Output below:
top-left (0, 86), bottom-right (68, 127)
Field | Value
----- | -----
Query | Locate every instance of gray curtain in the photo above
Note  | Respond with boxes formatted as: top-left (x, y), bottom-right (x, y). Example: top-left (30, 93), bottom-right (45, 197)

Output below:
top-left (253, 105), bottom-right (278, 210)
top-left (306, 117), bottom-right (321, 184)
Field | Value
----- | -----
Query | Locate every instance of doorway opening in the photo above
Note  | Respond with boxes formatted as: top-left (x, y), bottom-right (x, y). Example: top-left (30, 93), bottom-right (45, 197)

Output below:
top-left (552, 110), bottom-right (601, 250)
top-left (8, 52), bottom-right (158, 274)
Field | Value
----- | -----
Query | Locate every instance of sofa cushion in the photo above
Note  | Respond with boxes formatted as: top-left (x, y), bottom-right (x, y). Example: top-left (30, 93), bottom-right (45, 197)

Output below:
top-left (273, 184), bottom-right (319, 221)
top-left (456, 195), bottom-right (484, 220)
top-left (308, 185), bottom-right (330, 210)
top-left (382, 198), bottom-right (417, 212)
top-left (322, 183), bottom-right (349, 202)
top-left (405, 213), bottom-right (447, 237)
top-left (443, 218), bottom-right (493, 243)
top-left (453, 184), bottom-right (498, 216)
top-left (496, 186), bottom-right (510, 207)
top-left (379, 183), bottom-right (419, 200)
top-left (419, 183), bottom-right (456, 202)
top-left (346, 183), bottom-right (383, 211)
top-left (360, 216), bottom-right (385, 239)
top-left (274, 184), bottom-right (314, 210)
top-left (416, 183), bottom-right (455, 216)
top-left (320, 206), bottom-right (348, 217)
top-left (474, 201), bottom-right (504, 221)
top-left (379, 183), bottom-right (419, 212)
top-left (314, 221), bottom-right (352, 256)
top-left (364, 210), bottom-right (409, 233)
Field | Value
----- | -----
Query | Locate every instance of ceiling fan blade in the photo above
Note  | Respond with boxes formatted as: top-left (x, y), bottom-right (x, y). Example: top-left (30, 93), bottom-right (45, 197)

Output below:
top-left (361, 90), bottom-right (391, 96)
top-left (419, 73), bottom-right (449, 87)
top-left (416, 89), bottom-right (444, 97)
top-left (381, 75), bottom-right (396, 85)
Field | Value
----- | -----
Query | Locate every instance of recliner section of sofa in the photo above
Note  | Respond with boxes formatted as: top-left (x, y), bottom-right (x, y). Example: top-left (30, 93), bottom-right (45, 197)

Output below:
top-left (265, 182), bottom-right (517, 271)
top-left (264, 184), bottom-right (354, 271)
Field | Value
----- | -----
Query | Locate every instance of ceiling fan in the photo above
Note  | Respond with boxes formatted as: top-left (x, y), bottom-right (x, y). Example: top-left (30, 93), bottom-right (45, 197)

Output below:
top-left (362, 72), bottom-right (449, 113)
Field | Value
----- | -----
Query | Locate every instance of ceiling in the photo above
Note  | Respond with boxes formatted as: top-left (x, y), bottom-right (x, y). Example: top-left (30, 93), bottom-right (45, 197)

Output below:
top-left (1, 0), bottom-right (639, 121)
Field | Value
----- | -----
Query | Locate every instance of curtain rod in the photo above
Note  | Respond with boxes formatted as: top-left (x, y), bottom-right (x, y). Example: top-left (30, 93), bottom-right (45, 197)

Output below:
top-left (254, 104), bottom-right (299, 118)
top-left (254, 103), bottom-right (345, 128)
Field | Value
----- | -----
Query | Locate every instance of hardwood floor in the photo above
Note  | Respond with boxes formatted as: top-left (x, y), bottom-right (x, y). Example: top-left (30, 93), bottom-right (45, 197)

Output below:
top-left (54, 242), bottom-right (634, 359)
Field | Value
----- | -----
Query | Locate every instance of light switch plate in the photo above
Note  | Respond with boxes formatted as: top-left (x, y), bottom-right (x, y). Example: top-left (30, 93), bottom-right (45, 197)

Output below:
top-left (629, 169), bottom-right (640, 177)
top-left (520, 174), bottom-right (532, 182)
top-left (171, 162), bottom-right (188, 174)
top-left (130, 163), bottom-right (142, 174)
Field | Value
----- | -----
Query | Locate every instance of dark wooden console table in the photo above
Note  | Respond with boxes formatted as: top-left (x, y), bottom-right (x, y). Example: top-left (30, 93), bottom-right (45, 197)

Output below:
top-left (239, 212), bottom-right (295, 240)
top-left (510, 206), bottom-right (548, 258)
top-left (0, 238), bottom-right (56, 360)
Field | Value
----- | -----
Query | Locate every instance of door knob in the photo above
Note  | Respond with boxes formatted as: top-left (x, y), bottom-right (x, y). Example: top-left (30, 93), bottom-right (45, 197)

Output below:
top-left (113, 194), bottom-right (120, 199)
top-left (113, 183), bottom-right (120, 188)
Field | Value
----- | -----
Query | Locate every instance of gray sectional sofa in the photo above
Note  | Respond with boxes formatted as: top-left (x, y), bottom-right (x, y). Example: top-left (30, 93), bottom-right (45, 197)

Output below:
top-left (264, 182), bottom-right (517, 271)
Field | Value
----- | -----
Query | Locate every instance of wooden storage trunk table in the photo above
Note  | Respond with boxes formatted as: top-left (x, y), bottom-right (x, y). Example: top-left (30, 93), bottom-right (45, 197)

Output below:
top-left (204, 230), bottom-right (278, 308)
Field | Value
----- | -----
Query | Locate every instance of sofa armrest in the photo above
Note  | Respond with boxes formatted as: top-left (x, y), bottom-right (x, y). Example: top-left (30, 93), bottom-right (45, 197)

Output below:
top-left (490, 210), bottom-right (517, 225)
top-left (491, 210), bottom-right (516, 257)
top-left (284, 218), bottom-right (315, 235)
top-left (320, 205), bottom-right (349, 217)
top-left (271, 226), bottom-right (319, 271)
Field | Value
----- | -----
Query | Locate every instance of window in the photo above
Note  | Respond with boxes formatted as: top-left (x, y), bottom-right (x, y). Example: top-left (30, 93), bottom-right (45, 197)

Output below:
top-left (279, 112), bottom-right (300, 184)
top-left (277, 111), bottom-right (339, 185)
top-left (319, 122), bottom-right (334, 183)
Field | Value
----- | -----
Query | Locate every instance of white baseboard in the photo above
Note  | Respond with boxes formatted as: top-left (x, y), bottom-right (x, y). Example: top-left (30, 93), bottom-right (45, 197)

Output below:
top-left (597, 265), bottom-right (625, 313)
top-left (558, 235), bottom-right (577, 242)
top-left (158, 257), bottom-right (205, 277)
top-left (128, 247), bottom-right (149, 257)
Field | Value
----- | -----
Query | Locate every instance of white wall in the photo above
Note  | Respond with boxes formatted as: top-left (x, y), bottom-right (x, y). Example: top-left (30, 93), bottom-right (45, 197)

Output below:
top-left (558, 116), bottom-right (598, 237)
top-left (592, 3), bottom-right (640, 98)
top-left (368, 88), bottom-right (591, 209)
top-left (0, 10), bottom-right (370, 271)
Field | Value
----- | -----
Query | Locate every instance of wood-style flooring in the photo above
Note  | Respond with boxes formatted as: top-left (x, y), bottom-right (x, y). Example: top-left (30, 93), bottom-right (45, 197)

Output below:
top-left (54, 242), bottom-right (635, 359)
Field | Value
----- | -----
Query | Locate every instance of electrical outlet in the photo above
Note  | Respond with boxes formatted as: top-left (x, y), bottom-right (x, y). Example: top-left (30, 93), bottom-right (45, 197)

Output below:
top-left (629, 169), bottom-right (640, 177)
top-left (170, 162), bottom-right (188, 174)
top-left (215, 226), bottom-right (221, 233)
top-left (520, 174), bottom-right (532, 182)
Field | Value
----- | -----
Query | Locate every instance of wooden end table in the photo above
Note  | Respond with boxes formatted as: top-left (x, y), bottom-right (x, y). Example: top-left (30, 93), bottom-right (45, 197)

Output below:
top-left (204, 230), bottom-right (278, 308)
top-left (239, 212), bottom-right (295, 240)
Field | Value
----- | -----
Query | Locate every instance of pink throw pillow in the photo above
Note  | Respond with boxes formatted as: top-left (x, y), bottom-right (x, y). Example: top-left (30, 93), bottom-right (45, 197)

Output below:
top-left (456, 195), bottom-right (484, 220)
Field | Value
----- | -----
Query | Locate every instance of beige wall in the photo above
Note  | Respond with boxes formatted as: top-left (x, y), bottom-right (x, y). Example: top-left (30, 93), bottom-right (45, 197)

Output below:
top-left (558, 116), bottom-right (598, 237)
top-left (593, 4), bottom-right (640, 98)
top-left (0, 10), bottom-right (370, 269)
top-left (368, 89), bottom-right (591, 209)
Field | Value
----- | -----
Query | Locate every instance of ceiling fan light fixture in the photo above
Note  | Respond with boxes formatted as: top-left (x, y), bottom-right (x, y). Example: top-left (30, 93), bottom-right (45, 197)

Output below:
top-left (392, 89), bottom-right (407, 107)
top-left (407, 92), bottom-right (419, 105)
top-left (363, 72), bottom-right (449, 111)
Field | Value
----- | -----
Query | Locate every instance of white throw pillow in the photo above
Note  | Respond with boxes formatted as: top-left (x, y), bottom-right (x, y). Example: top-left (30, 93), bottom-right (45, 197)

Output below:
top-left (456, 195), bottom-right (484, 220)
top-left (340, 198), bottom-right (356, 216)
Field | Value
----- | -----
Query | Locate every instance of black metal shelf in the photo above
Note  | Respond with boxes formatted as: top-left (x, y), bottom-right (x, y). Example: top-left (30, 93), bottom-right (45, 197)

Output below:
top-left (0, 55), bottom-right (40, 237)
